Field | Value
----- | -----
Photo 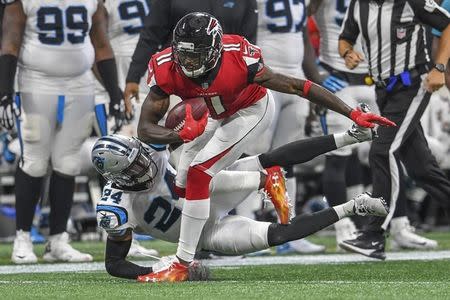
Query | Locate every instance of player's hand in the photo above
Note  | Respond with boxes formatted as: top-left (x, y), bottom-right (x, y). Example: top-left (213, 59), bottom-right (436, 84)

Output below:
top-left (350, 106), bottom-right (396, 128)
top-left (424, 68), bottom-right (445, 93)
top-left (109, 98), bottom-right (127, 134)
top-left (344, 50), bottom-right (364, 70)
top-left (178, 104), bottom-right (209, 142)
top-left (124, 82), bottom-right (139, 116)
top-left (0, 93), bottom-right (21, 130)
top-left (321, 75), bottom-right (348, 93)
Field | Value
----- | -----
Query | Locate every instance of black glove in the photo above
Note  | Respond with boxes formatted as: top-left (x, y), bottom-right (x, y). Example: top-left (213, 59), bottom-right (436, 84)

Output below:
top-left (0, 93), bottom-right (20, 130)
top-left (109, 98), bottom-right (126, 134)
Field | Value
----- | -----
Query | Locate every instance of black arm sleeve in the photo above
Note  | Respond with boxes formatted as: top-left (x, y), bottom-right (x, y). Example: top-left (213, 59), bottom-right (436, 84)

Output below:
top-left (96, 58), bottom-right (122, 104)
top-left (126, 0), bottom-right (172, 84)
top-left (0, 55), bottom-right (18, 94)
top-left (409, 0), bottom-right (450, 31)
top-left (105, 238), bottom-right (152, 280)
top-left (241, 0), bottom-right (258, 44)
top-left (338, 0), bottom-right (360, 44)
top-left (258, 135), bottom-right (337, 169)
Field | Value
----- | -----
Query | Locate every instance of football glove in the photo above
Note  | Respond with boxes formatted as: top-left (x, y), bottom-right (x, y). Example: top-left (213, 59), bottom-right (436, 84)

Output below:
top-left (321, 75), bottom-right (348, 93)
top-left (350, 105), bottom-right (396, 128)
top-left (178, 104), bottom-right (209, 142)
top-left (109, 98), bottom-right (126, 134)
top-left (0, 93), bottom-right (21, 130)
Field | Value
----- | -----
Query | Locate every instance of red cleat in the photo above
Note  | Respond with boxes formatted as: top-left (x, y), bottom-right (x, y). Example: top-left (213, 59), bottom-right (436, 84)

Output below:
top-left (137, 261), bottom-right (188, 283)
top-left (263, 166), bottom-right (290, 224)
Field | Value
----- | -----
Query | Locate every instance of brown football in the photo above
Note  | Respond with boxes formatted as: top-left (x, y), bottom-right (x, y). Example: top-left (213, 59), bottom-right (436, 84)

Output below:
top-left (165, 97), bottom-right (208, 131)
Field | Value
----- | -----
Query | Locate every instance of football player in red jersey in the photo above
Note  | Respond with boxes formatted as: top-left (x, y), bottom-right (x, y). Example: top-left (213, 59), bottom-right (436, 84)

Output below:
top-left (133, 12), bottom-right (395, 282)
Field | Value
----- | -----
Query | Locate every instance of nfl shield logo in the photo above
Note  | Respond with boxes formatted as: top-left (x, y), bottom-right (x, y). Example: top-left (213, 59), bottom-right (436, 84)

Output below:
top-left (397, 27), bottom-right (406, 40)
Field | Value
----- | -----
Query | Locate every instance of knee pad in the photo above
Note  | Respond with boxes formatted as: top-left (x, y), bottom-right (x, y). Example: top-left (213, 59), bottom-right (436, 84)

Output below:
top-left (52, 153), bottom-right (81, 177)
top-left (21, 158), bottom-right (49, 177)
top-left (186, 166), bottom-right (212, 200)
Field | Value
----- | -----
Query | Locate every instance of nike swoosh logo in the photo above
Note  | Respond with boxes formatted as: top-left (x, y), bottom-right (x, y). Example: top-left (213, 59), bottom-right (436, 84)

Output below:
top-left (371, 241), bottom-right (380, 246)
top-left (16, 255), bottom-right (25, 259)
top-left (411, 241), bottom-right (427, 246)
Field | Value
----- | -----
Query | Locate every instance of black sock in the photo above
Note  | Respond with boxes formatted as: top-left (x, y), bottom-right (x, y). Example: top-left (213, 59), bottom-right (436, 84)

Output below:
top-left (322, 155), bottom-right (349, 206)
top-left (15, 167), bottom-right (43, 231)
top-left (259, 135), bottom-right (336, 168)
top-left (267, 208), bottom-right (339, 246)
top-left (48, 171), bottom-right (75, 235)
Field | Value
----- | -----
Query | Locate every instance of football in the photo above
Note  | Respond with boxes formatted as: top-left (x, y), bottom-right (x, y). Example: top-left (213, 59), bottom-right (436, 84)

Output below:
top-left (165, 97), bottom-right (208, 131)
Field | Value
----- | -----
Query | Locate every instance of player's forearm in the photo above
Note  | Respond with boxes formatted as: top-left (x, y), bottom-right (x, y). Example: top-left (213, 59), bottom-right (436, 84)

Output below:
top-left (105, 238), bottom-right (152, 279)
top-left (434, 24), bottom-right (450, 65)
top-left (137, 122), bottom-right (183, 145)
top-left (302, 29), bottom-right (322, 83)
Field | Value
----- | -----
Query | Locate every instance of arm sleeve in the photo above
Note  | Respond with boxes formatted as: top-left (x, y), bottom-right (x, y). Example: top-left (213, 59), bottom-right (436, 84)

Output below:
top-left (409, 0), bottom-right (450, 31)
top-left (240, 0), bottom-right (258, 44)
top-left (431, 0), bottom-right (450, 36)
top-left (105, 238), bottom-right (152, 280)
top-left (126, 0), bottom-right (172, 84)
top-left (339, 0), bottom-right (360, 44)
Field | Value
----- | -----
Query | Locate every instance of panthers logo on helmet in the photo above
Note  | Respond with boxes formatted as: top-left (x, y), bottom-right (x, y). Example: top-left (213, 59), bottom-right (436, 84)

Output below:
top-left (92, 156), bottom-right (105, 171)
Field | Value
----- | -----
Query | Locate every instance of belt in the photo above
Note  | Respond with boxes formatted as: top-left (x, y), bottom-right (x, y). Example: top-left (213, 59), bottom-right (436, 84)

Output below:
top-left (320, 63), bottom-right (373, 86)
top-left (374, 64), bottom-right (430, 91)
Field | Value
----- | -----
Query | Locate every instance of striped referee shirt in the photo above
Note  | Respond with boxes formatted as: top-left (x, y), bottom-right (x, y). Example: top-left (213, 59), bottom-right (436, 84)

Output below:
top-left (339, 0), bottom-right (450, 82)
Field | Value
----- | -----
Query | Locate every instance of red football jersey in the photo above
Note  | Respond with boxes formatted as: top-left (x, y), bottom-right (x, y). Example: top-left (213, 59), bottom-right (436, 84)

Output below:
top-left (147, 35), bottom-right (267, 119)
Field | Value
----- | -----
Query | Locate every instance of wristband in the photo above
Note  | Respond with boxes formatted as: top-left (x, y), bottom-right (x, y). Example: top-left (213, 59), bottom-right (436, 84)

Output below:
top-left (303, 80), bottom-right (312, 97)
top-left (0, 54), bottom-right (18, 94)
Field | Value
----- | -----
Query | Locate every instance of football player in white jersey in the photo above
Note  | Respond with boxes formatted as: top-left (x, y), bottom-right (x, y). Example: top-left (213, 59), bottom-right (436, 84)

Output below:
top-left (0, 0), bottom-right (125, 264)
top-left (94, 0), bottom-right (151, 136)
top-left (91, 127), bottom-right (388, 281)
top-left (246, 0), bottom-right (325, 254)
top-left (311, 0), bottom-right (378, 249)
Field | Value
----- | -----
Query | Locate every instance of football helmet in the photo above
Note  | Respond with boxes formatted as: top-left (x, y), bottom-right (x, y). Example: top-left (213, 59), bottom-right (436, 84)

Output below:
top-left (172, 12), bottom-right (223, 78)
top-left (91, 135), bottom-right (158, 189)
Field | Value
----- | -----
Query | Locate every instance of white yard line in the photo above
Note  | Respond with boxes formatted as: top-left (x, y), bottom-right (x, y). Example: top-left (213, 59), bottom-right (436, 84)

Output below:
top-left (0, 250), bottom-right (449, 275)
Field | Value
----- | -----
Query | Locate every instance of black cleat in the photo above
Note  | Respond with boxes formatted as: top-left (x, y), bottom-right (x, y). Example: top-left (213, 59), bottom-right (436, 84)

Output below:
top-left (339, 231), bottom-right (386, 260)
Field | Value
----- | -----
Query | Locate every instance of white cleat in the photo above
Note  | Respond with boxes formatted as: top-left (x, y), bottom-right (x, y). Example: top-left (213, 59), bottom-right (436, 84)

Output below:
top-left (43, 232), bottom-right (93, 262)
top-left (11, 230), bottom-right (38, 264)
top-left (353, 192), bottom-right (389, 217)
top-left (127, 239), bottom-right (159, 258)
top-left (390, 216), bottom-right (438, 250)
top-left (335, 217), bottom-right (358, 252)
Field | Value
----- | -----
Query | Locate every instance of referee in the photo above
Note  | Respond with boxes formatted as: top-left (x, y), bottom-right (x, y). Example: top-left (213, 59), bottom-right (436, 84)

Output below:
top-left (123, 0), bottom-right (258, 110)
top-left (337, 0), bottom-right (450, 260)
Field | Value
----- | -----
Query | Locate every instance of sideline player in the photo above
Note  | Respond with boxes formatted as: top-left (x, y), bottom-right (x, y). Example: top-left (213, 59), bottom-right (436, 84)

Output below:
top-left (92, 126), bottom-right (388, 281)
top-left (136, 12), bottom-right (395, 282)
top-left (311, 0), bottom-right (378, 249)
top-left (247, 0), bottom-right (326, 254)
top-left (0, 0), bottom-right (125, 264)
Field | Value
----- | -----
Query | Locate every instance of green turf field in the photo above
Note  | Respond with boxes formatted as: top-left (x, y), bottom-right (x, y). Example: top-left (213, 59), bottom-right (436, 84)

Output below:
top-left (0, 232), bottom-right (449, 299)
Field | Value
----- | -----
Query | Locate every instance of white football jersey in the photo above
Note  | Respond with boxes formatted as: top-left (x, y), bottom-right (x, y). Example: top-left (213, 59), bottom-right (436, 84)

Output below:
top-left (96, 148), bottom-right (184, 242)
top-left (104, 0), bottom-right (150, 56)
top-left (314, 0), bottom-right (368, 73)
top-left (19, 0), bottom-right (97, 77)
top-left (257, 0), bottom-right (308, 76)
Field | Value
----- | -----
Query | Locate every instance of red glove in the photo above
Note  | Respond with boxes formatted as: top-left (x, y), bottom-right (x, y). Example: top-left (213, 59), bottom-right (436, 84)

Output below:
top-left (178, 104), bottom-right (209, 142)
top-left (350, 107), bottom-right (396, 128)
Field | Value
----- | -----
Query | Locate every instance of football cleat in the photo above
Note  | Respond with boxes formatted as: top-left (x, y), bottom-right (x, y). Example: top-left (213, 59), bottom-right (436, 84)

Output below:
top-left (263, 166), bottom-right (291, 224)
top-left (339, 231), bottom-right (386, 260)
top-left (352, 193), bottom-right (389, 217)
top-left (137, 256), bottom-right (189, 283)
top-left (11, 230), bottom-right (38, 264)
top-left (335, 217), bottom-right (358, 252)
top-left (276, 239), bottom-right (326, 254)
top-left (43, 232), bottom-right (93, 262)
top-left (390, 217), bottom-right (438, 250)
top-left (127, 239), bottom-right (160, 258)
